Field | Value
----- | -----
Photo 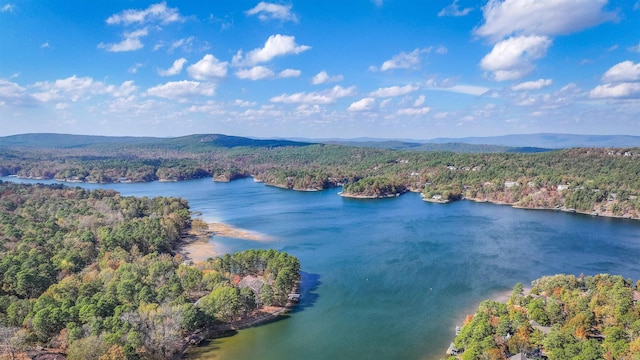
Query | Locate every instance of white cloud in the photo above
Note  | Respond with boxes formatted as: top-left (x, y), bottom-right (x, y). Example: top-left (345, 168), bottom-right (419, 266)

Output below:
top-left (511, 78), bottom-right (553, 90)
top-left (438, 0), bottom-right (473, 17)
top-left (278, 69), bottom-right (301, 78)
top-left (372, 48), bottom-right (428, 72)
top-left (128, 63), bottom-right (144, 74)
top-left (628, 42), bottom-right (640, 53)
top-left (372, 0), bottom-right (384, 7)
top-left (414, 95), bottom-right (426, 107)
top-left (0, 79), bottom-right (36, 107)
top-left (146, 80), bottom-right (215, 99)
top-left (369, 84), bottom-right (418, 97)
top-left (348, 97), bottom-right (376, 111)
top-left (158, 58), bottom-right (187, 76)
top-left (40, 42), bottom-right (50, 48)
top-left (480, 35), bottom-right (552, 81)
top-left (98, 28), bottom-right (148, 52)
top-left (168, 36), bottom-right (195, 52)
top-left (601, 61), bottom-right (640, 83)
top-left (32, 75), bottom-right (114, 102)
top-left (589, 61), bottom-right (640, 99)
top-left (235, 66), bottom-right (275, 80)
top-left (270, 85), bottom-right (356, 104)
top-left (397, 107), bottom-right (431, 115)
top-left (246, 2), bottom-right (298, 23)
top-left (112, 81), bottom-right (138, 97)
top-left (589, 83), bottom-right (640, 99)
top-left (233, 34), bottom-right (311, 67)
top-left (312, 71), bottom-right (343, 85)
top-left (1, 4), bottom-right (15, 13)
top-left (448, 85), bottom-right (491, 96)
top-left (106, 2), bottom-right (183, 25)
top-left (187, 54), bottom-right (228, 80)
top-left (475, 0), bottom-right (616, 41)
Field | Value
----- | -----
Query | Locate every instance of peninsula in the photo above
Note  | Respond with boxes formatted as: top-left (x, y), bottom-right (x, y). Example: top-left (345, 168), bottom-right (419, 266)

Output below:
top-left (448, 274), bottom-right (640, 360)
top-left (0, 181), bottom-right (300, 360)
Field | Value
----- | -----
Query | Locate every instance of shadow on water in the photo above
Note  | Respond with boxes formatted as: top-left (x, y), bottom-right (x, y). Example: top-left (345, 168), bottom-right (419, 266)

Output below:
top-left (291, 271), bottom-right (321, 314)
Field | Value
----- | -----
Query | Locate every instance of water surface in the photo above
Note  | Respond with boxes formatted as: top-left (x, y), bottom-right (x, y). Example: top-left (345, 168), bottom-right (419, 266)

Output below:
top-left (4, 177), bottom-right (640, 359)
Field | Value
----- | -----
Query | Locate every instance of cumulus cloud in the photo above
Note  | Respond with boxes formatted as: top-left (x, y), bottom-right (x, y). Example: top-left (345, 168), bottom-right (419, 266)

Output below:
top-left (348, 97), bottom-right (376, 111)
top-left (414, 95), bottom-right (426, 107)
top-left (106, 2), bottom-right (183, 25)
top-left (475, 0), bottom-right (616, 41)
top-left (312, 71), bottom-right (343, 85)
top-left (32, 75), bottom-right (115, 102)
top-left (438, 0), bottom-right (473, 17)
top-left (146, 80), bottom-right (215, 99)
top-left (480, 35), bottom-right (552, 81)
top-left (278, 69), bottom-right (301, 78)
top-left (511, 78), bottom-right (553, 90)
top-left (371, 48), bottom-right (437, 72)
top-left (476, 0), bottom-right (615, 81)
top-left (112, 81), bottom-right (138, 97)
top-left (397, 107), bottom-right (431, 115)
top-left (232, 34), bottom-right (311, 67)
top-left (270, 85), bottom-right (356, 104)
top-left (590, 61), bottom-right (640, 99)
top-left (246, 2), bottom-right (298, 23)
top-left (369, 84), bottom-right (418, 97)
top-left (235, 66), bottom-right (275, 80)
top-left (0, 79), bottom-right (37, 107)
top-left (158, 58), bottom-right (187, 76)
top-left (98, 28), bottom-right (148, 52)
top-left (187, 54), bottom-right (228, 80)
top-left (589, 83), bottom-right (640, 99)
top-left (601, 61), bottom-right (640, 83)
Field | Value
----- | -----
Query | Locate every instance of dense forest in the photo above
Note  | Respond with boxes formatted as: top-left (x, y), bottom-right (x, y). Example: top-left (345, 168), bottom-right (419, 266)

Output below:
top-left (0, 181), bottom-right (300, 359)
top-left (448, 274), bottom-right (640, 360)
top-left (1, 133), bottom-right (639, 218)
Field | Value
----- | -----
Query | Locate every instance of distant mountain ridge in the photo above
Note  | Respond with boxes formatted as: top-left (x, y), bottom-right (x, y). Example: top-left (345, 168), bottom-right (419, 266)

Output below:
top-left (427, 133), bottom-right (640, 149)
top-left (1, 133), bottom-right (639, 151)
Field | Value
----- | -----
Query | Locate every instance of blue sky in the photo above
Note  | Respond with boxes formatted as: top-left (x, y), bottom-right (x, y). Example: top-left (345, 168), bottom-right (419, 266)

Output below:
top-left (1, 0), bottom-right (639, 139)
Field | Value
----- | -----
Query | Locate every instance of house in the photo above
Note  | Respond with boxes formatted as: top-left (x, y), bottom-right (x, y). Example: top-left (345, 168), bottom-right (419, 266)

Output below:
top-left (287, 293), bottom-right (301, 302)
top-left (508, 353), bottom-right (529, 360)
top-left (238, 275), bottom-right (265, 296)
top-left (557, 184), bottom-right (569, 191)
top-left (529, 320), bottom-right (551, 335)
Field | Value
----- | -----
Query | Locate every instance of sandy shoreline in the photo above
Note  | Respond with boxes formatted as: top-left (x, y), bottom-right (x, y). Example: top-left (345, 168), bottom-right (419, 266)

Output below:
top-left (178, 221), bottom-right (268, 262)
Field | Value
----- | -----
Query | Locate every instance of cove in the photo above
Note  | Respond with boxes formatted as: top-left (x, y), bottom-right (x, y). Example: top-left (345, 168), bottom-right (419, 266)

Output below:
top-left (4, 177), bottom-right (640, 359)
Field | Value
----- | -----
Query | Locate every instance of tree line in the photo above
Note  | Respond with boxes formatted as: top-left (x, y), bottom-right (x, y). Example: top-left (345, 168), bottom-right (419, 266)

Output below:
top-left (0, 181), bottom-right (300, 359)
top-left (1, 139), bottom-right (639, 217)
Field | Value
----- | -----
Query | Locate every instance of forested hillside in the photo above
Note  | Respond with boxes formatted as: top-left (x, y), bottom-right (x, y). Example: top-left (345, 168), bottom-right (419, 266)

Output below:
top-left (1, 134), bottom-right (639, 218)
top-left (450, 274), bottom-right (640, 360)
top-left (0, 182), bottom-right (300, 359)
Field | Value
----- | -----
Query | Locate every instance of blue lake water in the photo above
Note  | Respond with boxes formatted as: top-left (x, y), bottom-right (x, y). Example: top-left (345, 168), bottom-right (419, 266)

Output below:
top-left (4, 176), bottom-right (640, 359)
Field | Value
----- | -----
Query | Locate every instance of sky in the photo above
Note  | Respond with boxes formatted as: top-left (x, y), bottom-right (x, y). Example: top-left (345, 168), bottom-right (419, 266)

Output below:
top-left (1, 0), bottom-right (640, 140)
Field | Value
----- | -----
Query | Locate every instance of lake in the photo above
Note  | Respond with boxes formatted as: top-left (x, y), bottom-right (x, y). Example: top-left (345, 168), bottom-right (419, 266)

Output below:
top-left (4, 176), bottom-right (640, 359)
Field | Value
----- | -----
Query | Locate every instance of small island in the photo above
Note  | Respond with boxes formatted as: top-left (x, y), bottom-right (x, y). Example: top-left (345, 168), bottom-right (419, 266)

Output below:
top-left (445, 274), bottom-right (640, 360)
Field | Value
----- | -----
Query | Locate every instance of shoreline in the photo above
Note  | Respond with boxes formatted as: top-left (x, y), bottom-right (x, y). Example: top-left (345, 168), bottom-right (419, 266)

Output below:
top-left (178, 221), bottom-right (269, 262)
top-left (4, 175), bottom-right (638, 221)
